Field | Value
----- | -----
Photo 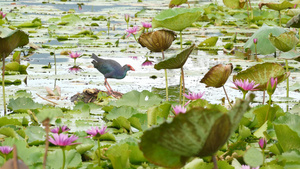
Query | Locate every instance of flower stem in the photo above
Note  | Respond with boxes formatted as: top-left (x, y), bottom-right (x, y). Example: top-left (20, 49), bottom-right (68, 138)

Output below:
top-left (285, 59), bottom-right (289, 98)
top-left (222, 86), bottom-right (232, 108)
top-left (262, 90), bottom-right (265, 105)
top-left (74, 58), bottom-right (76, 66)
top-left (179, 74), bottom-right (182, 104)
top-left (180, 31), bottom-right (183, 51)
top-left (242, 92), bottom-right (246, 100)
top-left (262, 149), bottom-right (265, 165)
top-left (181, 67), bottom-right (185, 106)
top-left (2, 54), bottom-right (7, 115)
top-left (278, 10), bottom-right (281, 27)
top-left (54, 52), bottom-right (57, 75)
top-left (61, 148), bottom-right (66, 169)
top-left (212, 155), bottom-right (218, 169)
top-left (254, 44), bottom-right (258, 61)
top-left (265, 95), bottom-right (272, 122)
top-left (126, 22), bottom-right (129, 29)
top-left (132, 34), bottom-right (138, 42)
top-left (97, 138), bottom-right (101, 166)
top-left (162, 50), bottom-right (168, 101)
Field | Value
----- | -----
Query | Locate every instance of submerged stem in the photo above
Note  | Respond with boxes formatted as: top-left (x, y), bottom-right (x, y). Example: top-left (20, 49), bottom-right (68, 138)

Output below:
top-left (2, 54), bottom-right (7, 115)
top-left (222, 86), bottom-right (232, 108)
top-left (285, 59), bottom-right (289, 98)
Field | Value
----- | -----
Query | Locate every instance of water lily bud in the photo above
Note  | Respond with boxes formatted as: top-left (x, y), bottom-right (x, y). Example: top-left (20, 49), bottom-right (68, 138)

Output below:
top-left (259, 138), bottom-right (267, 149)
top-left (138, 29), bottom-right (176, 52)
top-left (124, 14), bottom-right (130, 23)
top-left (253, 38), bottom-right (258, 44)
top-left (266, 77), bottom-right (277, 96)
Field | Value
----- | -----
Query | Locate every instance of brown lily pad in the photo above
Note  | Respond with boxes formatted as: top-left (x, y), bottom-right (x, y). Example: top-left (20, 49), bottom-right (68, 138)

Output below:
top-left (200, 63), bottom-right (233, 88)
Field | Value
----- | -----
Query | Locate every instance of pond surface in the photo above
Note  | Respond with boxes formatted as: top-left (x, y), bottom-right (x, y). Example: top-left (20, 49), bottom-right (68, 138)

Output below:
top-left (0, 0), bottom-right (299, 116)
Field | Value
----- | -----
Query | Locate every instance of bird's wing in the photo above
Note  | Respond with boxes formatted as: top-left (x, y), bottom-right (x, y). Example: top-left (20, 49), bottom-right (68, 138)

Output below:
top-left (91, 53), bottom-right (122, 76)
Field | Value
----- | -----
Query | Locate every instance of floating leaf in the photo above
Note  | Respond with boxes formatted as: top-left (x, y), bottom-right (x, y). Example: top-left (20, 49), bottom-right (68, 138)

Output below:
top-left (244, 24), bottom-right (286, 55)
top-left (5, 62), bottom-right (29, 74)
top-left (152, 8), bottom-right (204, 31)
top-left (7, 97), bottom-right (43, 112)
top-left (286, 13), bottom-right (300, 28)
top-left (106, 106), bottom-right (140, 120)
top-left (106, 143), bottom-right (131, 169)
top-left (154, 44), bottom-right (195, 70)
top-left (233, 62), bottom-right (289, 91)
top-left (223, 0), bottom-right (246, 9)
top-left (280, 50), bottom-right (300, 62)
top-left (200, 63), bottom-right (233, 88)
top-left (138, 29), bottom-right (176, 52)
top-left (198, 37), bottom-right (218, 47)
top-left (113, 90), bottom-right (163, 109)
top-left (24, 126), bottom-right (45, 145)
top-left (269, 32), bottom-right (299, 52)
top-left (0, 28), bottom-right (29, 58)
top-left (139, 95), bottom-right (253, 168)
top-left (259, 1), bottom-right (295, 11)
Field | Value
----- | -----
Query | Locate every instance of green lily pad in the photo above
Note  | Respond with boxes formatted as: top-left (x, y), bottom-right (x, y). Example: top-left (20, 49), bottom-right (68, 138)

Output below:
top-left (106, 106), bottom-right (140, 120)
top-left (274, 112), bottom-right (300, 152)
top-left (106, 143), bottom-right (131, 169)
top-left (223, 0), bottom-right (246, 9)
top-left (5, 61), bottom-right (30, 74)
top-left (287, 9), bottom-right (300, 17)
top-left (169, 0), bottom-right (188, 8)
top-left (7, 97), bottom-right (43, 112)
top-left (269, 31), bottom-right (299, 52)
top-left (280, 50), bottom-right (300, 62)
top-left (233, 62), bottom-right (289, 91)
top-left (259, 1), bottom-right (295, 11)
top-left (152, 8), bottom-right (204, 31)
top-left (200, 63), bottom-right (233, 88)
top-left (139, 94), bottom-right (253, 168)
top-left (0, 28), bottom-right (29, 58)
top-left (286, 13), bottom-right (300, 28)
top-left (198, 37), bottom-right (218, 47)
top-left (244, 147), bottom-right (263, 167)
top-left (24, 126), bottom-right (45, 145)
top-left (244, 24), bottom-right (286, 55)
top-left (154, 44), bottom-right (195, 70)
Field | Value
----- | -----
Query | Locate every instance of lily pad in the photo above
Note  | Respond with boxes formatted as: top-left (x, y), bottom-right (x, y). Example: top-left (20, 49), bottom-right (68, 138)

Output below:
top-left (244, 24), bottom-right (286, 55)
top-left (169, 0), bottom-right (188, 8)
top-left (200, 63), bottom-right (233, 88)
top-left (259, 1), bottom-right (295, 11)
top-left (139, 95), bottom-right (253, 168)
top-left (223, 0), bottom-right (246, 9)
top-left (286, 13), bottom-right (300, 28)
top-left (269, 31), bottom-right (299, 52)
top-left (5, 62), bottom-right (30, 74)
top-left (152, 8), bottom-right (204, 31)
top-left (7, 97), bottom-right (43, 112)
top-left (280, 50), bottom-right (300, 62)
top-left (154, 44), bottom-right (195, 70)
top-left (233, 62), bottom-right (289, 91)
top-left (0, 28), bottom-right (29, 58)
top-left (198, 36), bottom-right (218, 47)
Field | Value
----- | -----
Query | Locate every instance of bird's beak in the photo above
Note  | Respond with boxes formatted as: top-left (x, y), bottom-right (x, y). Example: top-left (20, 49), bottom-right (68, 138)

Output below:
top-left (128, 65), bottom-right (135, 71)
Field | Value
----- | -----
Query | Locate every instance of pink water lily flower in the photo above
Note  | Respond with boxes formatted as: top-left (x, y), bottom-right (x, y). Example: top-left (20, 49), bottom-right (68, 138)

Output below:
top-left (0, 146), bottom-right (13, 155)
top-left (49, 134), bottom-right (80, 147)
top-left (141, 22), bottom-right (152, 29)
top-left (51, 125), bottom-right (70, 134)
top-left (0, 11), bottom-right (6, 19)
top-left (172, 105), bottom-right (186, 115)
top-left (142, 59), bottom-right (153, 66)
top-left (232, 79), bottom-right (259, 92)
top-left (184, 92), bottom-right (205, 100)
top-left (253, 38), bottom-right (258, 44)
top-left (86, 126), bottom-right (109, 138)
top-left (68, 51), bottom-right (82, 59)
top-left (124, 14), bottom-right (130, 22)
top-left (126, 26), bottom-right (139, 38)
top-left (241, 165), bottom-right (259, 169)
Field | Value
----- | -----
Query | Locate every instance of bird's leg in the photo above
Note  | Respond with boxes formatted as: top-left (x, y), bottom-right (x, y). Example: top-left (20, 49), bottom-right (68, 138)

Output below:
top-left (104, 78), bottom-right (114, 95)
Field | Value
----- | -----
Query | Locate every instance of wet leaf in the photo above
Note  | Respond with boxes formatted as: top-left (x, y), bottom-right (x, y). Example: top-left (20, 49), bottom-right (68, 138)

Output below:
top-left (233, 62), bottom-right (289, 91)
top-left (24, 126), bottom-right (45, 145)
top-left (152, 8), bottom-right (204, 31)
top-left (244, 24), bottom-right (286, 55)
top-left (0, 117), bottom-right (22, 127)
top-left (269, 31), bottom-right (299, 52)
top-left (200, 63), bottom-right (233, 88)
top-left (106, 106), bottom-right (140, 120)
top-left (0, 28), bottom-right (29, 58)
top-left (47, 149), bottom-right (82, 169)
top-left (36, 107), bottom-right (64, 122)
top-left (154, 44), bottom-right (195, 70)
top-left (5, 62), bottom-right (29, 74)
top-left (280, 50), bottom-right (300, 62)
top-left (139, 95), bottom-right (253, 168)
top-left (0, 127), bottom-right (18, 138)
